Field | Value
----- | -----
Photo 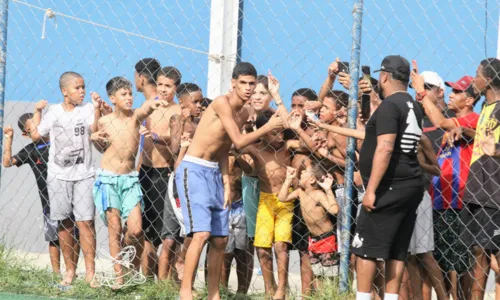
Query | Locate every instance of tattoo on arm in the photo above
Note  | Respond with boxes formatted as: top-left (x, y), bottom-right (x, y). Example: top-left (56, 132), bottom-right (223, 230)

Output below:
top-left (383, 140), bottom-right (394, 148)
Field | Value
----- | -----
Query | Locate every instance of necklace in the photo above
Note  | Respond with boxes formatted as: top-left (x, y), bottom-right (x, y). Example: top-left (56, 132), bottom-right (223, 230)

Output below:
top-left (385, 90), bottom-right (409, 98)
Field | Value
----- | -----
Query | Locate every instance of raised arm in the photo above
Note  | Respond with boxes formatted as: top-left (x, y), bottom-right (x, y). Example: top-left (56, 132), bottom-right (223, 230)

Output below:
top-left (277, 167), bottom-right (301, 202)
top-left (2, 126), bottom-right (16, 168)
top-left (134, 100), bottom-right (169, 124)
top-left (90, 92), bottom-right (104, 133)
top-left (213, 96), bottom-right (283, 150)
top-left (410, 60), bottom-right (455, 130)
top-left (169, 114), bottom-right (183, 155)
top-left (287, 113), bottom-right (316, 151)
top-left (319, 59), bottom-right (340, 101)
top-left (316, 122), bottom-right (366, 140)
top-left (317, 174), bottom-right (339, 215)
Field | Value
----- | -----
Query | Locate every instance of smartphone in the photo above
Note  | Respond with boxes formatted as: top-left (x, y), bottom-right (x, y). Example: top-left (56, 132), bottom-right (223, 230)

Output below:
top-left (339, 61), bottom-right (350, 74)
top-left (305, 110), bottom-right (319, 122)
top-left (361, 65), bottom-right (371, 120)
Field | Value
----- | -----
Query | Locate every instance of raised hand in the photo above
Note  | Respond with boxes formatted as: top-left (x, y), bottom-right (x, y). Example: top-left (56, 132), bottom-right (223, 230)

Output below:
top-left (151, 100), bottom-right (169, 110)
top-left (180, 108), bottom-right (191, 121)
top-left (139, 125), bottom-right (151, 138)
top-left (317, 146), bottom-right (329, 158)
top-left (180, 132), bottom-right (191, 148)
top-left (90, 129), bottom-right (109, 144)
top-left (90, 92), bottom-right (102, 109)
top-left (268, 107), bottom-right (285, 130)
top-left (410, 60), bottom-right (425, 93)
top-left (268, 70), bottom-right (281, 100)
top-left (35, 100), bottom-right (48, 111)
top-left (101, 101), bottom-right (113, 115)
top-left (287, 112), bottom-right (302, 131)
top-left (338, 72), bottom-right (351, 90)
top-left (318, 174), bottom-right (334, 191)
top-left (286, 166), bottom-right (297, 180)
top-left (304, 101), bottom-right (322, 112)
top-left (3, 126), bottom-right (13, 139)
top-left (359, 79), bottom-right (372, 94)
top-left (328, 58), bottom-right (341, 78)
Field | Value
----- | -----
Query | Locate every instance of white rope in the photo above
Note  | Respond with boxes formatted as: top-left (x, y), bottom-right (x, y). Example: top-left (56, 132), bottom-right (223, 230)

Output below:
top-left (41, 8), bottom-right (57, 39)
top-left (13, 0), bottom-right (212, 56)
top-left (94, 246), bottom-right (146, 289)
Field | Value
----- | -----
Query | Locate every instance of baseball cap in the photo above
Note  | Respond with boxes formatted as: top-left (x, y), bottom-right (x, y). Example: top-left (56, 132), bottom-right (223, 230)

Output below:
top-left (373, 55), bottom-right (411, 80)
top-left (445, 75), bottom-right (477, 98)
top-left (135, 58), bottom-right (161, 77)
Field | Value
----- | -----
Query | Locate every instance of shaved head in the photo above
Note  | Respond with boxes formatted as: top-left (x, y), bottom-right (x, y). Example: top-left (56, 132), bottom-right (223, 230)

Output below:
top-left (59, 71), bottom-right (83, 90)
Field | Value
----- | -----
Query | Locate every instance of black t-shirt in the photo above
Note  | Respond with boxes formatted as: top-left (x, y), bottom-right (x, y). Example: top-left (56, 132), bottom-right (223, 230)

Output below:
top-left (359, 92), bottom-right (424, 189)
top-left (13, 142), bottom-right (50, 213)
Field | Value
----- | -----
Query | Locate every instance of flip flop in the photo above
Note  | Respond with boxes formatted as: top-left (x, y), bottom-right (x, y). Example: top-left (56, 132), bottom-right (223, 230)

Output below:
top-left (56, 282), bottom-right (73, 292)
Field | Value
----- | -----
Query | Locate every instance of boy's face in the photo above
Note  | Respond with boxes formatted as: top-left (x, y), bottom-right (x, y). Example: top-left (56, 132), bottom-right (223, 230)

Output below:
top-left (180, 91), bottom-right (203, 117)
top-left (157, 75), bottom-right (177, 102)
top-left (231, 75), bottom-right (256, 102)
top-left (22, 119), bottom-right (36, 137)
top-left (291, 95), bottom-right (307, 117)
top-left (251, 83), bottom-right (272, 112)
top-left (62, 77), bottom-right (86, 105)
top-left (110, 88), bottom-right (133, 111)
top-left (262, 129), bottom-right (284, 148)
top-left (299, 167), bottom-right (315, 187)
top-left (448, 89), bottom-right (472, 112)
top-left (134, 72), bottom-right (143, 92)
top-left (319, 97), bottom-right (337, 123)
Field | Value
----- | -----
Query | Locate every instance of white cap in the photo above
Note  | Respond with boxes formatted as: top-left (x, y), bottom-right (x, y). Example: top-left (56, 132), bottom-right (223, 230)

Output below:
top-left (421, 71), bottom-right (445, 89)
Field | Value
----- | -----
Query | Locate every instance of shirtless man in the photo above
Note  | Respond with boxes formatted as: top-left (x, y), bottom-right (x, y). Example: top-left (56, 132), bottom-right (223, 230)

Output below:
top-left (174, 62), bottom-right (284, 300)
top-left (137, 64), bottom-right (182, 276)
top-left (92, 77), bottom-right (168, 286)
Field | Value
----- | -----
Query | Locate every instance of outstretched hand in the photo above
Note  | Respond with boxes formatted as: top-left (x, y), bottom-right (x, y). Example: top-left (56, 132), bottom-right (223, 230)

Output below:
top-left (410, 60), bottom-right (425, 94)
top-left (318, 174), bottom-right (334, 191)
top-left (268, 70), bottom-right (281, 100)
top-left (90, 129), bottom-right (109, 144)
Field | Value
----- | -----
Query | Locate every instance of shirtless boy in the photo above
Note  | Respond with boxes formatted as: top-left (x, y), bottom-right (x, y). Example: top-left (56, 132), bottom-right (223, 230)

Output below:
top-left (92, 77), bottom-right (168, 285)
top-left (278, 165), bottom-right (339, 280)
top-left (138, 65), bottom-right (182, 276)
top-left (174, 62), bottom-right (284, 300)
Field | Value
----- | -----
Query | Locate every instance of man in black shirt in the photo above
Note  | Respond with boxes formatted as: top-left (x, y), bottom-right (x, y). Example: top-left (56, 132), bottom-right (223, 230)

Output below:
top-left (2, 113), bottom-right (79, 275)
top-left (353, 56), bottom-right (424, 300)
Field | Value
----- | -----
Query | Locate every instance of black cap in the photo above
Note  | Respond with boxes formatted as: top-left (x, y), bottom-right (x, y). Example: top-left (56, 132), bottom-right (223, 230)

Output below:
top-left (135, 58), bottom-right (161, 77)
top-left (373, 55), bottom-right (410, 80)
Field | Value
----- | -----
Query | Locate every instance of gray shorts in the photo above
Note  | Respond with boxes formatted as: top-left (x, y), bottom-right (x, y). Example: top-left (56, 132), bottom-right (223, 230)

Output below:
top-left (43, 213), bottom-right (59, 242)
top-left (47, 174), bottom-right (95, 221)
top-left (225, 202), bottom-right (248, 253)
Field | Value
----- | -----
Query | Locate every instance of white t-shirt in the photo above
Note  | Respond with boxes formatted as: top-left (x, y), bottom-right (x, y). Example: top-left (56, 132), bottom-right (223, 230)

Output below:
top-left (38, 103), bottom-right (95, 181)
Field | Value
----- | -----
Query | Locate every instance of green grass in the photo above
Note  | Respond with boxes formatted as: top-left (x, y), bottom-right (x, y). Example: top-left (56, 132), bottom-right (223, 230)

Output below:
top-left (0, 244), bottom-right (355, 299)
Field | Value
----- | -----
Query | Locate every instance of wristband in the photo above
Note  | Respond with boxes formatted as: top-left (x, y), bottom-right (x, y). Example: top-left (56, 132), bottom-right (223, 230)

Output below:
top-left (151, 132), bottom-right (159, 144)
top-left (416, 90), bottom-right (427, 101)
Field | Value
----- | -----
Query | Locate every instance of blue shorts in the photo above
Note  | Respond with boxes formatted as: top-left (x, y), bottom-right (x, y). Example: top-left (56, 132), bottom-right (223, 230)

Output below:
top-left (175, 155), bottom-right (229, 236)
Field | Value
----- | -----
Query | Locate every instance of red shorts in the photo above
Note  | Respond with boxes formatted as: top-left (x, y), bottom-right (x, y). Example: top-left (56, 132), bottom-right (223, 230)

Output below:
top-left (308, 231), bottom-right (337, 254)
top-left (308, 232), bottom-right (339, 267)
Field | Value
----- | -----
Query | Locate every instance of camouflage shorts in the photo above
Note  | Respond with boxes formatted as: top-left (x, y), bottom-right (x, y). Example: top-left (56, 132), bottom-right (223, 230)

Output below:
top-left (433, 209), bottom-right (473, 274)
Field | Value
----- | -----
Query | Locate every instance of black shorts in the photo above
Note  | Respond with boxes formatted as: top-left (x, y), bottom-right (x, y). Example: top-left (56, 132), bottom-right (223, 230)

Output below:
top-left (460, 203), bottom-right (500, 253)
top-left (140, 165), bottom-right (172, 247)
top-left (351, 185), bottom-right (423, 261)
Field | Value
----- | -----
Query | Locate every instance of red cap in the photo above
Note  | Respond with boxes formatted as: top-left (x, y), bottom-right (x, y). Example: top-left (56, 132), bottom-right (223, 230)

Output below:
top-left (445, 76), bottom-right (474, 92)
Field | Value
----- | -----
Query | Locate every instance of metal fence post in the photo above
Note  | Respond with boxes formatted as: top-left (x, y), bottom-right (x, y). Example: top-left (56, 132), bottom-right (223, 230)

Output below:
top-left (340, 0), bottom-right (364, 293)
top-left (0, 0), bottom-right (9, 179)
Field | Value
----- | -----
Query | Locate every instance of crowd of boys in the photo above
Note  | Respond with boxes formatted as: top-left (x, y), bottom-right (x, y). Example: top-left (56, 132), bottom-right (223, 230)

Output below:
top-left (3, 55), bottom-right (500, 300)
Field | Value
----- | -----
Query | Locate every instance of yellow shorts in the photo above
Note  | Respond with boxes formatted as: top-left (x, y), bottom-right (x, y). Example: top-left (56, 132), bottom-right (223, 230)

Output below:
top-left (254, 191), bottom-right (294, 248)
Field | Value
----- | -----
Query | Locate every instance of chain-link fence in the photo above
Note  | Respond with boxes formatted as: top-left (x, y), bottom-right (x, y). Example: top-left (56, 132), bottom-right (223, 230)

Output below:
top-left (0, 0), bottom-right (499, 299)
